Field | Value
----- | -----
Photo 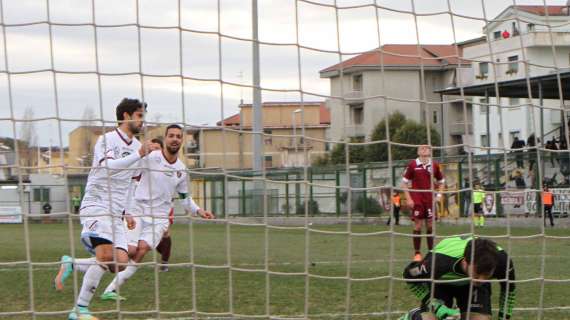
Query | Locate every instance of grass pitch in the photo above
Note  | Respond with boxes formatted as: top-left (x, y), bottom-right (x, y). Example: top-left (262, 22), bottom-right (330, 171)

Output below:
top-left (1, 220), bottom-right (569, 319)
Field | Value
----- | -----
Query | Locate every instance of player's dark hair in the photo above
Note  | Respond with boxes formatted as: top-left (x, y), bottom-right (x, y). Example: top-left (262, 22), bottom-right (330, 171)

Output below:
top-left (464, 238), bottom-right (499, 276)
top-left (151, 137), bottom-right (163, 148)
top-left (165, 124), bottom-right (183, 136)
top-left (116, 98), bottom-right (147, 121)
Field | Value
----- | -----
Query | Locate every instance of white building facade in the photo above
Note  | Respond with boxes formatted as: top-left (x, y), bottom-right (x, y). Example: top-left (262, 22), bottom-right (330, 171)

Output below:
top-left (320, 45), bottom-right (460, 145)
top-left (459, 5), bottom-right (570, 154)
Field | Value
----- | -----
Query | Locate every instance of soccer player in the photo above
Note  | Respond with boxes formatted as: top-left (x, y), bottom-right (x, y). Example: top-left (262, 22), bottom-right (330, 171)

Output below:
top-left (53, 98), bottom-right (161, 320)
top-left (100, 124), bottom-right (214, 301)
top-left (472, 184), bottom-right (485, 227)
top-left (401, 145), bottom-right (444, 261)
top-left (399, 236), bottom-right (516, 320)
top-left (155, 207), bottom-right (174, 272)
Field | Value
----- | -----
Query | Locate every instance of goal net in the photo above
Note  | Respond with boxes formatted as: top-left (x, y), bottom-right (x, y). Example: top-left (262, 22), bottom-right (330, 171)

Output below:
top-left (0, 0), bottom-right (569, 319)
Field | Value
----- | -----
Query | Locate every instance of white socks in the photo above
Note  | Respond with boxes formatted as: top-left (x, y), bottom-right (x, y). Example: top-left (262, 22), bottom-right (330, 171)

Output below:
top-left (104, 261), bottom-right (138, 294)
top-left (73, 258), bottom-right (96, 273)
top-left (76, 264), bottom-right (106, 307)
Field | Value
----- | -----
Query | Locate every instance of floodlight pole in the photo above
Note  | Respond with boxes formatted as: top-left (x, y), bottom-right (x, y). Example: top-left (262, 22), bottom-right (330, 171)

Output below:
top-left (485, 89), bottom-right (491, 184)
top-left (252, 0), bottom-right (263, 172)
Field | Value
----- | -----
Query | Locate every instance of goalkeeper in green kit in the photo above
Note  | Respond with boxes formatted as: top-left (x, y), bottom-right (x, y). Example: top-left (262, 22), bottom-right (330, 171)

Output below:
top-left (398, 236), bottom-right (516, 320)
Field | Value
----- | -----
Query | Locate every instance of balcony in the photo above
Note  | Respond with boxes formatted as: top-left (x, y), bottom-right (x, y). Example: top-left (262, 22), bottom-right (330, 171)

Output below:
top-left (343, 90), bottom-right (365, 102)
top-left (448, 122), bottom-right (473, 135)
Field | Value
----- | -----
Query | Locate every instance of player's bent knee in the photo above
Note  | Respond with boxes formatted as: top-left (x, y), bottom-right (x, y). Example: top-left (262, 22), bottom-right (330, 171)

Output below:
top-left (127, 245), bottom-right (138, 258)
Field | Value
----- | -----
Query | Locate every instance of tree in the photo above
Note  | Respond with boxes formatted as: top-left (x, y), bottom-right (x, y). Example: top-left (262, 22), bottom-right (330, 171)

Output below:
top-left (366, 112), bottom-right (407, 162)
top-left (19, 107), bottom-right (37, 171)
top-left (312, 153), bottom-right (331, 167)
top-left (391, 121), bottom-right (441, 160)
top-left (20, 107), bottom-right (37, 148)
top-left (330, 137), bottom-right (367, 164)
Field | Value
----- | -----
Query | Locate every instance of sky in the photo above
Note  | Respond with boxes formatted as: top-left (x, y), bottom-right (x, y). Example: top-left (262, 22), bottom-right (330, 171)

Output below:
top-left (0, 0), bottom-right (567, 146)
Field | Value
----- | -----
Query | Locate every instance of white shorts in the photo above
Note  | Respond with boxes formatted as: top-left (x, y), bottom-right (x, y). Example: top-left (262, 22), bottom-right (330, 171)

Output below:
top-left (126, 217), bottom-right (169, 249)
top-left (126, 205), bottom-right (170, 249)
top-left (79, 206), bottom-right (128, 255)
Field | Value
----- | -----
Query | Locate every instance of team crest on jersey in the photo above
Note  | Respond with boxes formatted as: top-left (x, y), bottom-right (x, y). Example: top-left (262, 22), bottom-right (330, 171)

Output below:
top-left (177, 171), bottom-right (182, 178)
top-left (122, 151), bottom-right (131, 157)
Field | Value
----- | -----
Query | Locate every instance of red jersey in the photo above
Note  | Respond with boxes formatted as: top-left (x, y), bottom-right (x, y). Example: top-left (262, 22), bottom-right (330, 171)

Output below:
top-left (402, 158), bottom-right (444, 203)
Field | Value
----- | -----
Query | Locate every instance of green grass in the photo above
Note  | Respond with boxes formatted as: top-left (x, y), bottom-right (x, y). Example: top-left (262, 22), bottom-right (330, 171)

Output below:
top-left (1, 222), bottom-right (569, 319)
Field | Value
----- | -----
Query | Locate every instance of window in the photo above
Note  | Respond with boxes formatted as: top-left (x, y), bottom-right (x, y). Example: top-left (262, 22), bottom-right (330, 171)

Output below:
top-left (479, 98), bottom-right (489, 114)
top-left (512, 22), bottom-right (519, 36)
top-left (264, 155), bottom-right (272, 168)
top-left (432, 110), bottom-right (438, 124)
top-left (527, 23), bottom-right (535, 32)
top-left (480, 134), bottom-right (489, 147)
top-left (493, 31), bottom-right (501, 40)
top-left (508, 55), bottom-right (518, 74)
top-left (479, 62), bottom-right (489, 76)
top-left (33, 187), bottom-right (50, 202)
top-left (264, 129), bottom-right (272, 145)
top-left (353, 74), bottom-right (363, 91)
top-left (350, 104), bottom-right (364, 125)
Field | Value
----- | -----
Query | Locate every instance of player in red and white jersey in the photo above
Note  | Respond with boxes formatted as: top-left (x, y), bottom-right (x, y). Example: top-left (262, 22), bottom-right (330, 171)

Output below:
top-left (401, 145), bottom-right (444, 262)
top-left (101, 124), bottom-right (214, 301)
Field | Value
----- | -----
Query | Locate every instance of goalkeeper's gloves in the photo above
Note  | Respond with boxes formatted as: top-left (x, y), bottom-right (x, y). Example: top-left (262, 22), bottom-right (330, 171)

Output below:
top-left (429, 299), bottom-right (460, 320)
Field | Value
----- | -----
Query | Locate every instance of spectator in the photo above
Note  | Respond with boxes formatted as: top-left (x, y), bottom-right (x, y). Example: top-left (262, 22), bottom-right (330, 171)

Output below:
top-left (511, 136), bottom-right (525, 168)
top-left (42, 202), bottom-right (52, 215)
top-left (542, 185), bottom-right (554, 227)
top-left (387, 191), bottom-right (401, 226)
top-left (545, 138), bottom-right (559, 167)
top-left (462, 178), bottom-right (471, 217)
top-left (560, 137), bottom-right (570, 176)
top-left (511, 168), bottom-right (526, 189)
top-left (71, 194), bottom-right (81, 214)
top-left (527, 133), bottom-right (539, 171)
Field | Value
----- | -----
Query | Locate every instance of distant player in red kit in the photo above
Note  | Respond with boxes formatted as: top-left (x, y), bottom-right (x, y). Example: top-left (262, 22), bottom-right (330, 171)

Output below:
top-left (401, 145), bottom-right (444, 262)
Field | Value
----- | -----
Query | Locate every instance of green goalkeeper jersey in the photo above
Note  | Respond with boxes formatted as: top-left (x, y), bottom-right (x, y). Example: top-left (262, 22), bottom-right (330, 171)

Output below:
top-left (403, 236), bottom-right (516, 318)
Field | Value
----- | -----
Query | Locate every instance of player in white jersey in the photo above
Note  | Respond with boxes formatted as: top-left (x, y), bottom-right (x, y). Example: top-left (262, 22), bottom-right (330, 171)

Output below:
top-left (100, 124), bottom-right (214, 301)
top-left (53, 98), bottom-right (161, 320)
